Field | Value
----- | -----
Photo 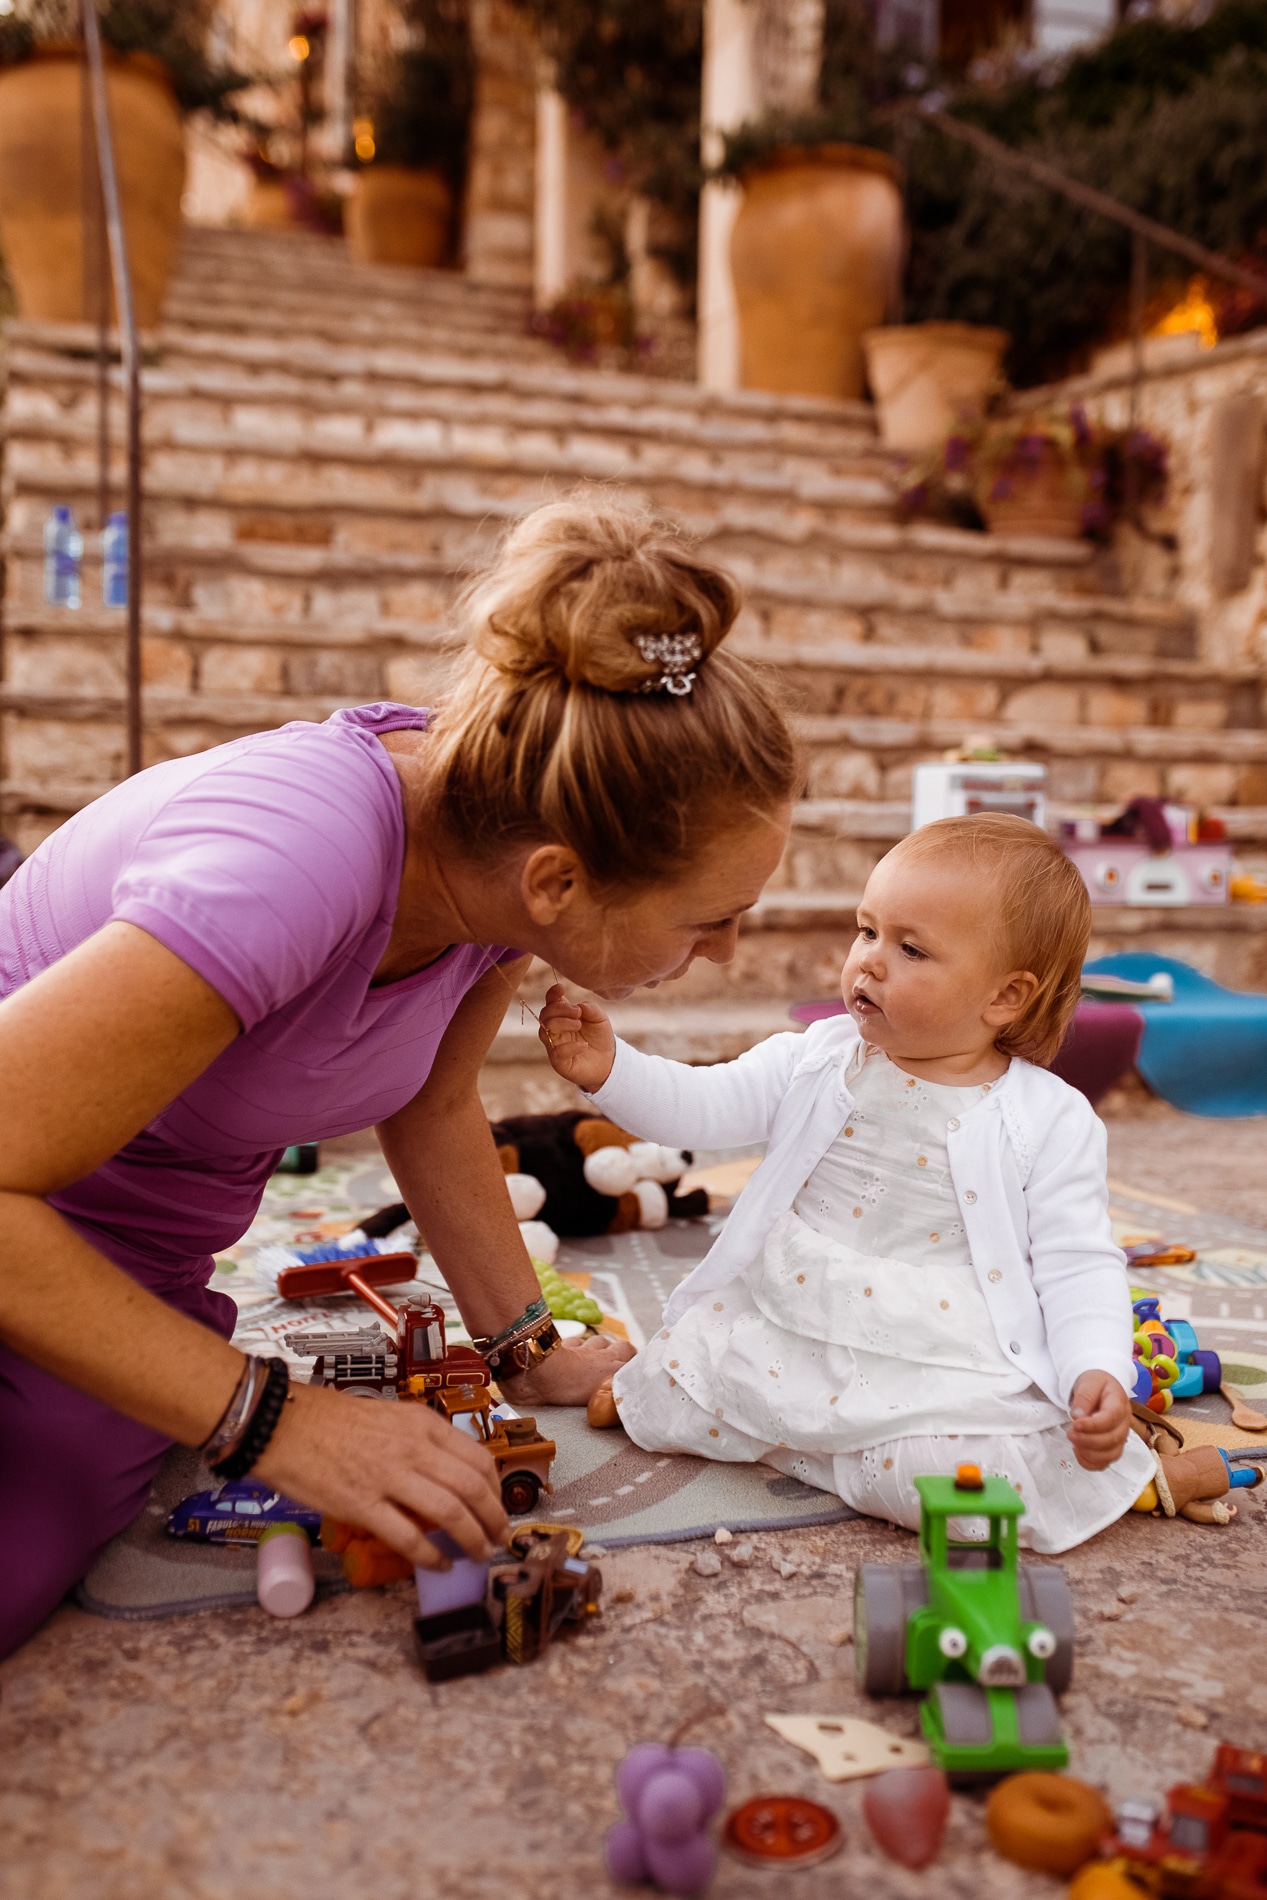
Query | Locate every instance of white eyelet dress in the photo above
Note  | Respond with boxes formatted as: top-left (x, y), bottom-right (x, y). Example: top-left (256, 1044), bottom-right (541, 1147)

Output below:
top-left (611, 1049), bottom-right (1154, 1554)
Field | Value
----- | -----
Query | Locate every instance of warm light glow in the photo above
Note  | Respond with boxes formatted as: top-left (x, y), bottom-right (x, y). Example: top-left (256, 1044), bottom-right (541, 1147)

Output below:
top-left (354, 116), bottom-right (375, 161)
top-left (1150, 275), bottom-right (1219, 350)
top-left (288, 34), bottom-right (310, 60)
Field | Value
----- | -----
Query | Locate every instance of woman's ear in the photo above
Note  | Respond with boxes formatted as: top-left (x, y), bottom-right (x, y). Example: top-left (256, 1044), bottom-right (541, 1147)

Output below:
top-left (983, 968), bottom-right (1039, 1030)
top-left (519, 844), bottom-right (584, 926)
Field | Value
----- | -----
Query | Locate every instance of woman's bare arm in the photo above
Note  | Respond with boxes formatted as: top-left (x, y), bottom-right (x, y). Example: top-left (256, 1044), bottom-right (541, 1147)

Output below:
top-left (0, 922), bottom-right (507, 1565)
top-left (377, 959), bottom-right (633, 1404)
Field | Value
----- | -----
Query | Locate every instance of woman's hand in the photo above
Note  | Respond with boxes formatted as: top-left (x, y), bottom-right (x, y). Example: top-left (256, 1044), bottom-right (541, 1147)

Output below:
top-left (538, 984), bottom-right (617, 1094)
top-left (254, 1382), bottom-right (509, 1570)
top-left (1066, 1369), bottom-right (1131, 1471)
top-left (499, 1332), bottom-right (635, 1407)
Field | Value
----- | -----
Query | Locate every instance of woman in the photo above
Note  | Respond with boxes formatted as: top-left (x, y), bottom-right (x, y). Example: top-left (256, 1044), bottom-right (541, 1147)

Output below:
top-left (0, 498), bottom-right (799, 1656)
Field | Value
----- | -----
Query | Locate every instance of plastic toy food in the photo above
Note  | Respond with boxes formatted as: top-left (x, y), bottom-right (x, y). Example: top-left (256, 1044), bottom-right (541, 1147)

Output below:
top-left (283, 1294), bottom-right (556, 1517)
top-left (862, 1765), bottom-right (950, 1868)
top-left (720, 1795), bottom-right (842, 1868)
top-left (854, 1464), bottom-right (1073, 1778)
top-left (257, 1522), bottom-right (315, 1618)
top-left (1130, 1294), bottom-right (1222, 1412)
top-left (167, 1479), bottom-right (321, 1545)
top-left (606, 1742), bottom-right (726, 1895)
top-left (1104, 1740), bottom-right (1267, 1895)
top-left (985, 1771), bottom-right (1110, 1875)
top-left (1068, 1865), bottom-right (1150, 1899)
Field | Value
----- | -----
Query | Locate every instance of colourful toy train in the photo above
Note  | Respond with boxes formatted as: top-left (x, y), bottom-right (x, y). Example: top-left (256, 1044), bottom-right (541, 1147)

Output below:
top-left (1130, 1293), bottom-right (1222, 1414)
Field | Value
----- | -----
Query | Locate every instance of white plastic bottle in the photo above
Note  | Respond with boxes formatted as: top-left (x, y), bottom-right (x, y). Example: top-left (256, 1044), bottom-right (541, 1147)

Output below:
top-left (44, 505), bottom-right (83, 609)
top-left (101, 511), bottom-right (128, 608)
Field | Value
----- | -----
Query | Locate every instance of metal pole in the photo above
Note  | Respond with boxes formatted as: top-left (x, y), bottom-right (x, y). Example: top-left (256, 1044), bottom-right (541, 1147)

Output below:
top-left (1129, 228), bottom-right (1146, 431)
top-left (80, 52), bottom-right (109, 536)
top-left (82, 0), bottom-right (142, 778)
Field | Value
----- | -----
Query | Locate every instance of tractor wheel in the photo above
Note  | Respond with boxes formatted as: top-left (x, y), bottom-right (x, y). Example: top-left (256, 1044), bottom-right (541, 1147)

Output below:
top-left (1018, 1566), bottom-right (1075, 1694)
top-left (854, 1564), bottom-right (925, 1695)
top-left (1014, 1682), bottom-right (1062, 1745)
top-left (1191, 1349), bottom-right (1222, 1393)
top-left (501, 1471), bottom-right (542, 1517)
top-left (930, 1681), bottom-right (992, 1746)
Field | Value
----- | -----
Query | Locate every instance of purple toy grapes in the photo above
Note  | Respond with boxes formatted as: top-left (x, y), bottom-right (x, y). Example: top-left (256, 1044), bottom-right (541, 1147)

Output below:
top-left (606, 1743), bottom-right (725, 1896)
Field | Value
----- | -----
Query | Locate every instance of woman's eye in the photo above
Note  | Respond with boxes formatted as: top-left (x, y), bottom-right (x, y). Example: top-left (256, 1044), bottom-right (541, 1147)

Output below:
top-left (702, 917), bottom-right (734, 933)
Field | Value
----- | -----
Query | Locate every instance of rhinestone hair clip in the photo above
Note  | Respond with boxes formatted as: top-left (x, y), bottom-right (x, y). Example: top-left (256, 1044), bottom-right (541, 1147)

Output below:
top-left (635, 632), bottom-right (703, 697)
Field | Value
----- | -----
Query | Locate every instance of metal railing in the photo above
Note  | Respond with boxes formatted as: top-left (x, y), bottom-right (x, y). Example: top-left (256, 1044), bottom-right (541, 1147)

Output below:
top-left (907, 101), bottom-right (1267, 416)
top-left (81, 0), bottom-right (143, 777)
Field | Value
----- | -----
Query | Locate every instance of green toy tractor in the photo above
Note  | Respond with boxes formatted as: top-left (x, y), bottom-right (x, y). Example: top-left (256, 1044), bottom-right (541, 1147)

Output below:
top-left (853, 1465), bottom-right (1074, 1779)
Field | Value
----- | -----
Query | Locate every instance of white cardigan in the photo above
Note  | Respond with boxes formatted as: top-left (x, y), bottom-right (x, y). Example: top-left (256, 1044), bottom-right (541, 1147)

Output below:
top-left (587, 1016), bottom-right (1135, 1408)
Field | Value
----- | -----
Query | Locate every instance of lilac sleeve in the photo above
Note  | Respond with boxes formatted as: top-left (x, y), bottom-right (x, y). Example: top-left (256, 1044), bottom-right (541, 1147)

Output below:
top-left (109, 729), bottom-right (402, 1029)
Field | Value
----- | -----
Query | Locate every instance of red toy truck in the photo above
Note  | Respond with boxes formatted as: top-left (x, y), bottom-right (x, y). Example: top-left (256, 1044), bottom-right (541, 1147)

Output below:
top-left (281, 1257), bottom-right (556, 1517)
top-left (1108, 1744), bottom-right (1267, 1897)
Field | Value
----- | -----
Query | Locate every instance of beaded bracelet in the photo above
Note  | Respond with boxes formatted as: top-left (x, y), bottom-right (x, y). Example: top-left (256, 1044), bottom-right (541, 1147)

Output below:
top-left (210, 1358), bottom-right (290, 1482)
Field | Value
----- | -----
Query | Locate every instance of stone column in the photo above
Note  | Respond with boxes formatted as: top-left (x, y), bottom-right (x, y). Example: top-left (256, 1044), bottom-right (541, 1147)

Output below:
top-left (697, 0), bottom-right (823, 390)
top-left (465, 0), bottom-right (539, 288)
top-left (1030, 0), bottom-right (1115, 55)
top-left (534, 84), bottom-right (569, 305)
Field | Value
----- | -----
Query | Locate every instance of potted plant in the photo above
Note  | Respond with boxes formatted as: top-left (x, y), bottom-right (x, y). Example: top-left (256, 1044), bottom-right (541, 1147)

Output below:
top-left (347, 0), bottom-right (474, 270)
top-left (899, 404), bottom-right (1169, 542)
top-left (0, 1), bottom-right (250, 327)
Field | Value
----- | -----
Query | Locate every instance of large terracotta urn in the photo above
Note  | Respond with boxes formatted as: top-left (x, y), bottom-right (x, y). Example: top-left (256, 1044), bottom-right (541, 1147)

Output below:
top-left (0, 46), bottom-right (185, 327)
top-left (346, 165), bottom-right (453, 269)
top-left (863, 321), bottom-right (1009, 451)
top-left (730, 143), bottom-right (904, 401)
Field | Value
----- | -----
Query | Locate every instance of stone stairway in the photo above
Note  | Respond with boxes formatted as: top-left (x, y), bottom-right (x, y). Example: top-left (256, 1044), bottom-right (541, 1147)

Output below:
top-left (3, 224), bottom-right (1265, 1110)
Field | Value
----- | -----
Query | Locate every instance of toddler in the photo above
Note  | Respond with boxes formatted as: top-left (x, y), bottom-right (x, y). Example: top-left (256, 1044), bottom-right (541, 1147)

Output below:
top-left (539, 813), bottom-right (1154, 1554)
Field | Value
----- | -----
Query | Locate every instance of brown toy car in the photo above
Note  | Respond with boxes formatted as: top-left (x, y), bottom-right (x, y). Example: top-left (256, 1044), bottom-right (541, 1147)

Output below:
top-left (282, 1280), bottom-right (556, 1516)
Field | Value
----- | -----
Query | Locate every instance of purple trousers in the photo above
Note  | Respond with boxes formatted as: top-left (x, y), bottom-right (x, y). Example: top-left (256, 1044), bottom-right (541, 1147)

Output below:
top-left (0, 1279), bottom-right (235, 1658)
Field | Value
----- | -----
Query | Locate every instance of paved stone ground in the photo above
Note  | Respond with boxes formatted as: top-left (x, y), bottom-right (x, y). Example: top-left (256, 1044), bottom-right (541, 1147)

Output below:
top-left (2, 1110), bottom-right (1264, 1900)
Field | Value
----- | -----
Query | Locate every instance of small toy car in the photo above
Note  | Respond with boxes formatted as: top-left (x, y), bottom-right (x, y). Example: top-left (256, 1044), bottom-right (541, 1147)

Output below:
top-left (167, 1479), bottom-right (321, 1545)
top-left (854, 1464), bottom-right (1072, 1779)
top-left (1104, 1742), bottom-right (1267, 1895)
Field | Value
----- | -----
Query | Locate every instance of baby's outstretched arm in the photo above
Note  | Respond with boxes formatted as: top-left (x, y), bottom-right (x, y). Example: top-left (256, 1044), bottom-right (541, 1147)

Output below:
top-left (1066, 1369), bottom-right (1131, 1471)
top-left (539, 984), bottom-right (617, 1094)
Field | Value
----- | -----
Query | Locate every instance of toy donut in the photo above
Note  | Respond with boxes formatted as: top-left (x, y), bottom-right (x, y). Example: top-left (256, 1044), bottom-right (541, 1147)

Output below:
top-left (986, 1772), bottom-right (1111, 1876)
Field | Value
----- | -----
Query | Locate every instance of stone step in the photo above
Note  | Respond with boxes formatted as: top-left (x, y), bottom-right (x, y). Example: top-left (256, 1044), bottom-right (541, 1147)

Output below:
top-left (4, 333), bottom-right (885, 467)
top-left (170, 227), bottom-right (535, 308)
top-left (1, 606), bottom-right (1244, 737)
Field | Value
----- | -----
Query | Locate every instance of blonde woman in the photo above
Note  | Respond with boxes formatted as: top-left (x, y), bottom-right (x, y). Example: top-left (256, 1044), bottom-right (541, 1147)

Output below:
top-left (0, 500), bottom-right (798, 1655)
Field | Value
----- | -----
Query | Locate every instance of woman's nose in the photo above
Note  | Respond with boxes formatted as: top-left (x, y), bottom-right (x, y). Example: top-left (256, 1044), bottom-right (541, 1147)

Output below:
top-left (697, 921), bottom-right (739, 967)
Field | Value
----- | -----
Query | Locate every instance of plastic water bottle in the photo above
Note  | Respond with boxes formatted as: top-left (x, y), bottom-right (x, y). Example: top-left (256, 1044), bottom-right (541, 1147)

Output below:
top-left (101, 510), bottom-right (128, 608)
top-left (43, 505), bottom-right (83, 609)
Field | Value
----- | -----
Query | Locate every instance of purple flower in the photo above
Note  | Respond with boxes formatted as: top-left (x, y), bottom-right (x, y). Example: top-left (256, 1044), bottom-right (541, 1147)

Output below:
top-left (1071, 405), bottom-right (1091, 447)
top-left (991, 474), bottom-right (1014, 501)
top-left (1016, 433), bottom-right (1046, 466)
top-left (944, 434), bottom-right (969, 472)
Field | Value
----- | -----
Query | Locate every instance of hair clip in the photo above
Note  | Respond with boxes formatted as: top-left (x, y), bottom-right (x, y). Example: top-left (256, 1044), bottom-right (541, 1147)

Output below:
top-left (635, 632), bottom-right (703, 696)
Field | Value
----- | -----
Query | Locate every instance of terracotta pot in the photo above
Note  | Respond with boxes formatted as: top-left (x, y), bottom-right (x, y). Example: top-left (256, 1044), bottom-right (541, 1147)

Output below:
top-left (242, 179), bottom-right (292, 230)
top-left (730, 143), bottom-right (904, 401)
top-left (979, 440), bottom-right (1088, 539)
top-left (0, 46), bottom-right (185, 328)
top-left (864, 321), bottom-right (1009, 451)
top-left (345, 166), bottom-right (452, 269)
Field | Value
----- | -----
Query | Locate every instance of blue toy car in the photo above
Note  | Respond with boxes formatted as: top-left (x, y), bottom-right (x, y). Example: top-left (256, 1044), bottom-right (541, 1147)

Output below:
top-left (166, 1479), bottom-right (321, 1545)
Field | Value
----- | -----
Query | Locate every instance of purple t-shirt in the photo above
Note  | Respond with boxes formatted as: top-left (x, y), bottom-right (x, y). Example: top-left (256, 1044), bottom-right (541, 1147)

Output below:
top-left (0, 704), bottom-right (515, 1304)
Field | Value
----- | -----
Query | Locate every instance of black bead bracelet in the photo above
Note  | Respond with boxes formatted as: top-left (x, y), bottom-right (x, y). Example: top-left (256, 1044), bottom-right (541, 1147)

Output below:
top-left (210, 1356), bottom-right (290, 1481)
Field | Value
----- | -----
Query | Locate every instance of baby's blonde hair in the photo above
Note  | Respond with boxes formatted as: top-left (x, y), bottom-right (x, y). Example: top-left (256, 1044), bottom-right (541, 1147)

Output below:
top-left (424, 496), bottom-right (800, 889)
top-left (889, 813), bottom-right (1090, 1067)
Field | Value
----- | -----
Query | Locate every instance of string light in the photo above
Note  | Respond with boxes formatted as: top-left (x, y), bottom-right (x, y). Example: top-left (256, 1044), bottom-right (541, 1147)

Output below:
top-left (1150, 275), bottom-right (1219, 350)
top-left (288, 34), bottom-right (310, 61)
top-left (353, 115), bottom-right (376, 161)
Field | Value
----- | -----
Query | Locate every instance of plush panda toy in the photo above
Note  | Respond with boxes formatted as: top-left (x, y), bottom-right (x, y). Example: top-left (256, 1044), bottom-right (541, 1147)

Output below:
top-left (491, 1109), bottom-right (709, 1261)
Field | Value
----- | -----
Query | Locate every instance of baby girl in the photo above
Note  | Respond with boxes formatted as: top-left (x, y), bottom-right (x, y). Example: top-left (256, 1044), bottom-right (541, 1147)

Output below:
top-left (539, 812), bottom-right (1153, 1554)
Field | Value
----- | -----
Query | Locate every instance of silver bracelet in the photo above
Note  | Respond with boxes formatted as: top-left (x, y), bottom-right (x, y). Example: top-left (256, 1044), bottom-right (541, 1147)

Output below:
top-left (200, 1357), bottom-right (265, 1467)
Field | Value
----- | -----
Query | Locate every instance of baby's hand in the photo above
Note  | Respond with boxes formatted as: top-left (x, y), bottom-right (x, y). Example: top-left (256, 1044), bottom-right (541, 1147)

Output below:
top-left (538, 984), bottom-right (617, 1094)
top-left (1066, 1369), bottom-right (1131, 1471)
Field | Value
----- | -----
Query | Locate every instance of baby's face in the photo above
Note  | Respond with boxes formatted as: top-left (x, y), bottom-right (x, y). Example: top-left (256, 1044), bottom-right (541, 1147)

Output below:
top-left (841, 849), bottom-right (1024, 1065)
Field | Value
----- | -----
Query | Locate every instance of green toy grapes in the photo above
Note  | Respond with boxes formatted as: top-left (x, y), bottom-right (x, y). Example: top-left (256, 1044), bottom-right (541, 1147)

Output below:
top-left (531, 1256), bottom-right (603, 1328)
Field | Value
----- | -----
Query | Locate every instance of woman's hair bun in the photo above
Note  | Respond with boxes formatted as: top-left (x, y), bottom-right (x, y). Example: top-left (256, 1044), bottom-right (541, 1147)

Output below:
top-left (460, 495), bottom-right (741, 694)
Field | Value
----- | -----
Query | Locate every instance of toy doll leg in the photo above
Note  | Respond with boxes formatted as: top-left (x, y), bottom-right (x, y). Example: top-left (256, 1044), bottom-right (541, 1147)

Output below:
top-left (0, 1344), bottom-right (174, 1658)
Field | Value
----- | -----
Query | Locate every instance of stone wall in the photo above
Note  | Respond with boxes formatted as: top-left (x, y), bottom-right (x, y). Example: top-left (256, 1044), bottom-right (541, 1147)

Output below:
top-left (464, 0), bottom-right (538, 289)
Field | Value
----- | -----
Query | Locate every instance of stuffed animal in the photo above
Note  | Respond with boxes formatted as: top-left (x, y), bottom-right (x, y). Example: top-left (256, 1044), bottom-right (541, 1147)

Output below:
top-left (491, 1110), bottom-right (709, 1246)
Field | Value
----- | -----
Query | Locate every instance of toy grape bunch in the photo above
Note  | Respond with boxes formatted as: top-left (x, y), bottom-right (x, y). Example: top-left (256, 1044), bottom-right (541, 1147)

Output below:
top-left (606, 1720), bottom-right (727, 1897)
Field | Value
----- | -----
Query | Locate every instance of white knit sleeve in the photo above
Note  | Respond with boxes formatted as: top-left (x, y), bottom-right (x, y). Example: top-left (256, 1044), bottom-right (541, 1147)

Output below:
top-left (584, 1032), bottom-right (803, 1150)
